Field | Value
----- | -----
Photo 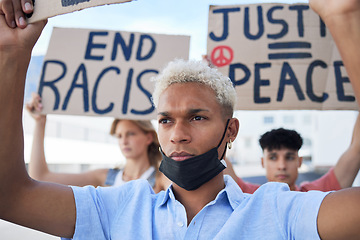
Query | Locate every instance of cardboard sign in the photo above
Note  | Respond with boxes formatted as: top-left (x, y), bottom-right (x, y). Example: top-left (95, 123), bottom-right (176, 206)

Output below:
top-left (207, 3), bottom-right (358, 110)
top-left (27, 0), bottom-right (132, 23)
top-left (38, 27), bottom-right (190, 119)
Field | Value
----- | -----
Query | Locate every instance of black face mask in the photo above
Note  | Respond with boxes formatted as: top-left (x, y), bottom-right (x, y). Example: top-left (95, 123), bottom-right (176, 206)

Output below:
top-left (159, 119), bottom-right (230, 191)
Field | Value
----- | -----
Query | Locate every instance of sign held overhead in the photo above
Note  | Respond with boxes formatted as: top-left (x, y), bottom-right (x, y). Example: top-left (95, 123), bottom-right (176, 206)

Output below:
top-left (38, 27), bottom-right (190, 120)
top-left (27, 0), bottom-right (133, 23)
top-left (207, 3), bottom-right (358, 110)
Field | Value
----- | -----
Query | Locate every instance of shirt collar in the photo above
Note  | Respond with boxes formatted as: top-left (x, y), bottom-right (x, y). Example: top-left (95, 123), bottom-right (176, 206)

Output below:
top-left (220, 175), bottom-right (246, 210)
top-left (158, 175), bottom-right (245, 209)
top-left (159, 183), bottom-right (173, 206)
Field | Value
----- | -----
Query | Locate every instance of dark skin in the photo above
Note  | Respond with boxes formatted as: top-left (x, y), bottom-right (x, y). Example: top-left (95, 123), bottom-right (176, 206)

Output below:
top-left (310, 0), bottom-right (360, 239)
top-left (0, 0), bottom-right (33, 28)
top-left (157, 82), bottom-right (239, 224)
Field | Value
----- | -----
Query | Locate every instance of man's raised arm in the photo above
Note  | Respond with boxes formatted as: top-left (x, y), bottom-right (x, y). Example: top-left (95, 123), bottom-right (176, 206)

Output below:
top-left (311, 0), bottom-right (360, 102)
top-left (310, 0), bottom-right (360, 239)
top-left (333, 112), bottom-right (360, 188)
top-left (0, 2), bottom-right (76, 238)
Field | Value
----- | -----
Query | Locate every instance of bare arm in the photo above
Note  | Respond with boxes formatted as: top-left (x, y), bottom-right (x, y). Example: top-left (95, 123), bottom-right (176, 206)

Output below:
top-left (333, 112), bottom-right (360, 188)
top-left (310, 0), bottom-right (360, 103)
top-left (26, 94), bottom-right (50, 181)
top-left (26, 94), bottom-right (108, 187)
top-left (317, 188), bottom-right (360, 240)
top-left (310, 0), bottom-right (360, 238)
top-left (0, 1), bottom-right (76, 237)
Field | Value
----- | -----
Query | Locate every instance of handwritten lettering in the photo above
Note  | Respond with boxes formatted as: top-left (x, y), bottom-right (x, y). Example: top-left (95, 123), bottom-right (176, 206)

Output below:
top-left (61, 0), bottom-right (90, 7)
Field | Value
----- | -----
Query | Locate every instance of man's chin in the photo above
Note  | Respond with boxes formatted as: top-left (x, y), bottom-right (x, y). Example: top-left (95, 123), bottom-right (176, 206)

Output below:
top-left (270, 178), bottom-right (290, 185)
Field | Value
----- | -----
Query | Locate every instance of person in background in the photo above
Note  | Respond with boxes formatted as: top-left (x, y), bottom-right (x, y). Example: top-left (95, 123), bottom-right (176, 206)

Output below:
top-left (224, 115), bottom-right (360, 193)
top-left (26, 93), bottom-right (170, 192)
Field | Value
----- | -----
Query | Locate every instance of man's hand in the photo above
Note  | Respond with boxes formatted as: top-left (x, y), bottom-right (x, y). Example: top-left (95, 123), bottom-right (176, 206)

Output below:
top-left (310, 0), bottom-right (360, 22)
top-left (0, 0), bottom-right (34, 28)
top-left (0, 12), bottom-right (46, 56)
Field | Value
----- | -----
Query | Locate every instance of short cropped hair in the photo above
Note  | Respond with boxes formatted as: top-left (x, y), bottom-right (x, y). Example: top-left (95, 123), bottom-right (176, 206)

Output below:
top-left (259, 128), bottom-right (303, 152)
top-left (151, 59), bottom-right (237, 117)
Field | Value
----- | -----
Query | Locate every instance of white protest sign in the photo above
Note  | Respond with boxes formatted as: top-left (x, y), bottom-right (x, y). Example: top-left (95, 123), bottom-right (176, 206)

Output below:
top-left (207, 3), bottom-right (358, 110)
top-left (27, 0), bottom-right (132, 23)
top-left (38, 27), bottom-right (190, 120)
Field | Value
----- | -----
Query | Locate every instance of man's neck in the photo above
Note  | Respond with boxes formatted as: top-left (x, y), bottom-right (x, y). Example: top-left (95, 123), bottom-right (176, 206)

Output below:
top-left (289, 183), bottom-right (297, 191)
top-left (172, 173), bottom-right (225, 225)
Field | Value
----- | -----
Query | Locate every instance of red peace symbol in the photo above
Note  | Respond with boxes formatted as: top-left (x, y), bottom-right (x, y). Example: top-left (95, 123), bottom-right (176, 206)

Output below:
top-left (211, 45), bottom-right (234, 67)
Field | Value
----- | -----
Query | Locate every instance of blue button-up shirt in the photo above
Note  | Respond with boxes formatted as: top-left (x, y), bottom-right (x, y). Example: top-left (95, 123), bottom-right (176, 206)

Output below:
top-left (65, 175), bottom-right (328, 239)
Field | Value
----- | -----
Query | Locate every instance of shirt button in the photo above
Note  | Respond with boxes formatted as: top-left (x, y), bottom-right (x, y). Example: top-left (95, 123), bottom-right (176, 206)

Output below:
top-left (177, 222), bottom-right (184, 227)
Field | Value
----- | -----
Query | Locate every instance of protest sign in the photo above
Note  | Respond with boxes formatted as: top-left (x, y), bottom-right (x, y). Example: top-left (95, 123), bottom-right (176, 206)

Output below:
top-left (38, 27), bottom-right (190, 119)
top-left (27, 0), bottom-right (132, 23)
top-left (207, 3), bottom-right (358, 110)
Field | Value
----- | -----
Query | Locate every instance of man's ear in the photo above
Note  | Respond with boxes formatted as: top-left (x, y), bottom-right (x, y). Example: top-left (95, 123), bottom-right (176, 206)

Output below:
top-left (227, 118), bottom-right (239, 142)
top-left (261, 157), bottom-right (265, 168)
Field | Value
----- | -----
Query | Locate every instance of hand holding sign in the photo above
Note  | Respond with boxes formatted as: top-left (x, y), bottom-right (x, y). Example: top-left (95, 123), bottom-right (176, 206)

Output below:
top-left (207, 3), bottom-right (358, 111)
top-left (39, 27), bottom-right (190, 120)
top-left (0, 0), bottom-right (133, 28)
top-left (309, 0), bottom-right (358, 20)
top-left (27, 0), bottom-right (133, 23)
top-left (0, 0), bottom-right (34, 28)
top-left (25, 92), bottom-right (46, 122)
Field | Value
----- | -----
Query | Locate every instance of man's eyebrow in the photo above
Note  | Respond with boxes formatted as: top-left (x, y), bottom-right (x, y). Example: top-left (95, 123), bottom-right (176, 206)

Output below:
top-left (158, 111), bottom-right (170, 117)
top-left (157, 109), bottom-right (209, 117)
top-left (188, 108), bottom-right (209, 114)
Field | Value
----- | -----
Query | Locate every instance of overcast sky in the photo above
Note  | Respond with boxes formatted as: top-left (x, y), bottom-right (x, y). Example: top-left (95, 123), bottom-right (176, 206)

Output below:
top-left (32, 0), bottom-right (307, 59)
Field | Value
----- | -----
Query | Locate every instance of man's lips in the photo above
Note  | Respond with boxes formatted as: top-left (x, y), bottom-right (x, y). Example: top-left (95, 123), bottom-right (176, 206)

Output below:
top-left (276, 174), bottom-right (289, 180)
top-left (169, 151), bottom-right (194, 161)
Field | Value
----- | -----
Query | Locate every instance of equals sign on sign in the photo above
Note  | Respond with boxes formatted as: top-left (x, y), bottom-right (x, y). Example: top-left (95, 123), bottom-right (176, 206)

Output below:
top-left (61, 0), bottom-right (90, 7)
top-left (268, 41), bottom-right (312, 60)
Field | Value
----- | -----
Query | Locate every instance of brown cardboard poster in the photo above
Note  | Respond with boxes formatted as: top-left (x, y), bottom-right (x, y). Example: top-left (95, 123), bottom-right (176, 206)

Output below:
top-left (28, 0), bottom-right (132, 23)
top-left (38, 27), bottom-right (190, 120)
top-left (207, 3), bottom-right (358, 110)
